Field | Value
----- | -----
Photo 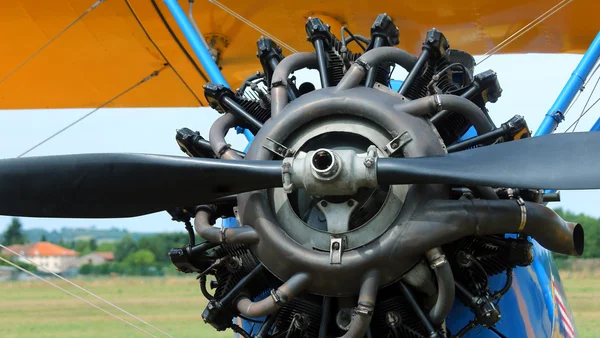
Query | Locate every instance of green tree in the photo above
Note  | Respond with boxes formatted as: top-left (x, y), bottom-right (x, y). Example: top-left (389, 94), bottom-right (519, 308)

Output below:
top-left (74, 240), bottom-right (92, 255)
top-left (96, 242), bottom-right (116, 252)
top-left (137, 233), bottom-right (189, 265)
top-left (40, 234), bottom-right (47, 242)
top-left (115, 235), bottom-right (138, 262)
top-left (89, 238), bottom-right (97, 252)
top-left (3, 218), bottom-right (27, 245)
top-left (125, 249), bottom-right (156, 266)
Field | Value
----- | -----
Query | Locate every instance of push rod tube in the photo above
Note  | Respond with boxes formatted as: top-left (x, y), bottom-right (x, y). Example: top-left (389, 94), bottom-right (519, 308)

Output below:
top-left (314, 39), bottom-right (330, 88)
top-left (398, 49), bottom-right (430, 95)
top-left (364, 36), bottom-right (385, 87)
top-left (271, 53), bottom-right (319, 117)
top-left (222, 96), bottom-right (263, 132)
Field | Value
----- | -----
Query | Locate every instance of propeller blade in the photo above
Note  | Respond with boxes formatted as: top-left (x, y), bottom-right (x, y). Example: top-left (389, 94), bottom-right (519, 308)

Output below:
top-left (0, 154), bottom-right (282, 218)
top-left (377, 132), bottom-right (600, 190)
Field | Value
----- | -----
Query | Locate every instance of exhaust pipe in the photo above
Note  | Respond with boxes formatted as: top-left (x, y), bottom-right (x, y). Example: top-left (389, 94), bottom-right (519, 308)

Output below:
top-left (194, 207), bottom-right (259, 245)
top-left (406, 199), bottom-right (584, 257)
top-left (235, 273), bottom-right (310, 318)
top-left (337, 270), bottom-right (380, 338)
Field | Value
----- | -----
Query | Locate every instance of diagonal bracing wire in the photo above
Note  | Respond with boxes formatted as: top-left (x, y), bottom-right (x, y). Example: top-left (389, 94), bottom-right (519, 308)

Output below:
top-left (0, 243), bottom-right (175, 338)
top-left (476, 0), bottom-right (574, 65)
top-left (208, 0), bottom-right (298, 53)
top-left (0, 0), bottom-right (107, 86)
top-left (570, 64), bottom-right (600, 132)
top-left (124, 0), bottom-right (204, 106)
top-left (563, 96), bottom-right (600, 132)
top-left (16, 65), bottom-right (168, 158)
top-left (0, 255), bottom-right (160, 338)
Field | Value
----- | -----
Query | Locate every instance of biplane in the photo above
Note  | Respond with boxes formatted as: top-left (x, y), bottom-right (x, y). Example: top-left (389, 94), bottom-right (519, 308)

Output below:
top-left (1, 0), bottom-right (599, 337)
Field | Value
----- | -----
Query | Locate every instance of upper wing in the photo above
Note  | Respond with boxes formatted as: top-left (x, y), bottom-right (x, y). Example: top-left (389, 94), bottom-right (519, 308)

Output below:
top-left (0, 0), bottom-right (595, 109)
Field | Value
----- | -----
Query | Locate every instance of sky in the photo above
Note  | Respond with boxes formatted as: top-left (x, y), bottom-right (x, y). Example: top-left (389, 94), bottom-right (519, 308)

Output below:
top-left (1, 53), bottom-right (600, 234)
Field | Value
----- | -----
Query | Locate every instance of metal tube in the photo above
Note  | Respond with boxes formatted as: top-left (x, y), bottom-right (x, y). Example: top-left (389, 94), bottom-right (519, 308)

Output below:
top-left (314, 39), bottom-right (330, 88)
top-left (425, 248), bottom-right (455, 327)
top-left (194, 209), bottom-right (259, 245)
top-left (446, 127), bottom-right (506, 152)
top-left (222, 96), bottom-right (263, 132)
top-left (209, 113), bottom-right (242, 160)
top-left (399, 49), bottom-right (430, 95)
top-left (535, 32), bottom-right (600, 136)
top-left (187, 1), bottom-right (210, 50)
top-left (336, 47), bottom-right (417, 92)
top-left (364, 37), bottom-right (384, 87)
top-left (337, 270), bottom-right (380, 338)
top-left (430, 85), bottom-right (480, 124)
top-left (220, 264), bottom-right (265, 305)
top-left (271, 52), bottom-right (318, 117)
top-left (236, 273), bottom-right (310, 318)
top-left (399, 281), bottom-right (438, 336)
top-left (194, 137), bottom-right (245, 158)
top-left (401, 199), bottom-right (585, 257)
top-left (335, 63), bottom-right (367, 91)
top-left (255, 314), bottom-right (277, 338)
top-left (267, 57), bottom-right (296, 100)
top-left (163, 0), bottom-right (228, 86)
top-left (318, 297), bottom-right (331, 338)
top-left (399, 94), bottom-right (494, 135)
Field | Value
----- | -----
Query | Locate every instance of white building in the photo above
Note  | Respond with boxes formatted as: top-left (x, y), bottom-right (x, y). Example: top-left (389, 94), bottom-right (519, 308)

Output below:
top-left (2, 242), bottom-right (79, 274)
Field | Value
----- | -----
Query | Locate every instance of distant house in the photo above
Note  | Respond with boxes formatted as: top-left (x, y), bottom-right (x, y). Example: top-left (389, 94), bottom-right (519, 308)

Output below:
top-left (79, 251), bottom-right (115, 266)
top-left (2, 242), bottom-right (79, 274)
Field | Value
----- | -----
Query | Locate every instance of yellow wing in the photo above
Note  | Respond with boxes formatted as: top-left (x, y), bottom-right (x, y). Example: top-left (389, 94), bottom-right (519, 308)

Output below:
top-left (0, 0), bottom-right (596, 109)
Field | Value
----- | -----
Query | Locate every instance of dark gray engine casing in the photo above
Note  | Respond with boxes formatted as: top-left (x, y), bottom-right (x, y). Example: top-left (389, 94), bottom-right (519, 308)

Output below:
top-left (238, 86), bottom-right (449, 296)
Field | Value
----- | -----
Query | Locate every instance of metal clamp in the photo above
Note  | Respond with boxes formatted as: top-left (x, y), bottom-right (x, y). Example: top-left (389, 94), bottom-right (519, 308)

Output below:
top-left (354, 303), bottom-right (374, 316)
top-left (384, 131), bottom-right (412, 156)
top-left (270, 289), bottom-right (283, 304)
top-left (330, 237), bottom-right (343, 264)
top-left (220, 227), bottom-right (228, 244)
top-left (433, 94), bottom-right (443, 112)
top-left (429, 254), bottom-right (447, 269)
top-left (282, 159), bottom-right (294, 193)
top-left (363, 145), bottom-right (377, 168)
top-left (263, 137), bottom-right (292, 157)
top-left (356, 59), bottom-right (371, 71)
top-left (517, 197), bottom-right (527, 232)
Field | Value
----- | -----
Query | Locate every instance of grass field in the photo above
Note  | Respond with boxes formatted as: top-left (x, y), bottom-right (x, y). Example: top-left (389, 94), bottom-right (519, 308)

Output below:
top-left (0, 277), bottom-right (229, 338)
top-left (561, 277), bottom-right (600, 337)
top-left (0, 276), bottom-right (598, 337)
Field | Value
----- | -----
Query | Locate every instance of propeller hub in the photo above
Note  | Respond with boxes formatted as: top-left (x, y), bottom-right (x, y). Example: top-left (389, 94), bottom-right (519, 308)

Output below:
top-left (239, 86), bottom-right (448, 295)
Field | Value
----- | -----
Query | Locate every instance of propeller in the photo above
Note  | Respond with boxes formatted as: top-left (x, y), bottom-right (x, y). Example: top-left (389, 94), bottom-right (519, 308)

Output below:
top-left (1, 132), bottom-right (598, 219)
top-left (377, 131), bottom-right (600, 189)
top-left (0, 154), bottom-right (282, 218)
